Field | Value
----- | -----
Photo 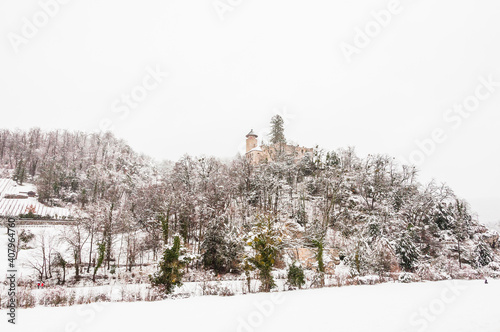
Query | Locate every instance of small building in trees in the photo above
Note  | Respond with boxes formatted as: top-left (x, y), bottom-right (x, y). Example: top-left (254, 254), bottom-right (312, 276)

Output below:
top-left (245, 129), bottom-right (313, 164)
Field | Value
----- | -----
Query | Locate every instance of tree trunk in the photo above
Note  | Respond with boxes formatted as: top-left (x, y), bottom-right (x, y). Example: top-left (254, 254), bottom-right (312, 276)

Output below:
top-left (75, 250), bottom-right (80, 279)
top-left (458, 239), bottom-right (462, 269)
top-left (87, 229), bottom-right (94, 273)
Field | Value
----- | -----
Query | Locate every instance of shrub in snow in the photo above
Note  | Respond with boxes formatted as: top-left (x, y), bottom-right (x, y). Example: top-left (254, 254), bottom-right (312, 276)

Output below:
top-left (334, 261), bottom-right (352, 286)
top-left (357, 275), bottom-right (380, 285)
top-left (18, 288), bottom-right (37, 308)
top-left (68, 291), bottom-right (76, 306)
top-left (77, 290), bottom-right (98, 305)
top-left (398, 273), bottom-right (413, 283)
top-left (120, 287), bottom-right (142, 302)
top-left (201, 282), bottom-right (235, 296)
top-left (0, 286), bottom-right (36, 309)
top-left (416, 263), bottom-right (440, 281)
top-left (0, 286), bottom-right (8, 309)
top-left (454, 266), bottom-right (480, 280)
top-left (144, 287), bottom-right (168, 302)
top-left (287, 262), bottom-right (305, 289)
top-left (218, 286), bottom-right (235, 296)
top-left (39, 287), bottom-right (69, 306)
top-left (94, 293), bottom-right (111, 302)
top-left (487, 261), bottom-right (500, 271)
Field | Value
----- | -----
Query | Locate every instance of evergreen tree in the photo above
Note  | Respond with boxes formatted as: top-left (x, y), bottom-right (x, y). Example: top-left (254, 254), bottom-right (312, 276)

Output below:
top-left (243, 215), bottom-right (282, 292)
top-left (93, 242), bottom-right (106, 282)
top-left (269, 115), bottom-right (286, 145)
top-left (311, 239), bottom-right (325, 287)
top-left (201, 219), bottom-right (241, 274)
top-left (306, 219), bottom-right (327, 286)
top-left (159, 213), bottom-right (169, 244)
top-left (150, 236), bottom-right (185, 293)
top-left (287, 262), bottom-right (305, 289)
top-left (474, 241), bottom-right (492, 267)
top-left (396, 232), bottom-right (419, 271)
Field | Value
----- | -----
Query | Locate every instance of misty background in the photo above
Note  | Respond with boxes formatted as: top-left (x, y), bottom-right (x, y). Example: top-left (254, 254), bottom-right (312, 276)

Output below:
top-left (1, 0), bottom-right (499, 226)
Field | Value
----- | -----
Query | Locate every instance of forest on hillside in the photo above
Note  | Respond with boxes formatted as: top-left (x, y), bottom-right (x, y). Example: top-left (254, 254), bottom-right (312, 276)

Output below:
top-left (0, 117), bottom-right (499, 295)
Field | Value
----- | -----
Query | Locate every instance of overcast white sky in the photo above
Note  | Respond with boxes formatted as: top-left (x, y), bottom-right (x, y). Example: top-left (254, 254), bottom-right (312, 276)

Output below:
top-left (1, 0), bottom-right (499, 225)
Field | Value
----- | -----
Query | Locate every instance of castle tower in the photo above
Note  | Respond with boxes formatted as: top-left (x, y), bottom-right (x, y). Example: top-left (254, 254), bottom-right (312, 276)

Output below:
top-left (246, 129), bottom-right (258, 153)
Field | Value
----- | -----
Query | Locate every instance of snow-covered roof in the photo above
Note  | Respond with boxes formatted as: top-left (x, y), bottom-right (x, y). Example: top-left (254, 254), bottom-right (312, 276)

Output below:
top-left (247, 146), bottom-right (263, 153)
top-left (246, 129), bottom-right (258, 138)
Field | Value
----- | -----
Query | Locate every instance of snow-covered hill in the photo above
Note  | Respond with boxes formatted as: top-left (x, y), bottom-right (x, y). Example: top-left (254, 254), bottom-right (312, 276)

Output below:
top-left (0, 128), bottom-right (498, 310)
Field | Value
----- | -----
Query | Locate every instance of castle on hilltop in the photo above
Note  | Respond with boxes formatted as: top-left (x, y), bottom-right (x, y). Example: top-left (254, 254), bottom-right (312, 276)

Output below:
top-left (245, 129), bottom-right (313, 164)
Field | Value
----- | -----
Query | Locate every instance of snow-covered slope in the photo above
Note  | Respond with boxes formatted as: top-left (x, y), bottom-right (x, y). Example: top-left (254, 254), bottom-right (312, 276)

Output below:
top-left (1, 279), bottom-right (498, 332)
top-left (0, 178), bottom-right (71, 218)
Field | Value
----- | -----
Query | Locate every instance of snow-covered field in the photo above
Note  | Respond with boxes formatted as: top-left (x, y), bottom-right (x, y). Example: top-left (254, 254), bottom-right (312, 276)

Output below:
top-left (0, 279), bottom-right (498, 332)
top-left (1, 225), bottom-right (499, 331)
top-left (0, 178), bottom-right (72, 218)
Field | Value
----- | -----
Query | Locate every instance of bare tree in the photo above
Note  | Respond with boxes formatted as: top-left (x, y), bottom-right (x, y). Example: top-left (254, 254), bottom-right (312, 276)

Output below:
top-left (61, 220), bottom-right (90, 280)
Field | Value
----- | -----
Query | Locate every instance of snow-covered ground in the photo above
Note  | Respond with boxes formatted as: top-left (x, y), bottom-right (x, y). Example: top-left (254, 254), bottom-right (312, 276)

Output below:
top-left (0, 279), bottom-right (498, 332)
top-left (0, 226), bottom-right (67, 279)
top-left (0, 178), bottom-right (72, 218)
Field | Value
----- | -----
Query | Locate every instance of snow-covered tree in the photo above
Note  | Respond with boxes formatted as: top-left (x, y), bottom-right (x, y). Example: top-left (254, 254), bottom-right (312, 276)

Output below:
top-left (396, 231), bottom-right (419, 272)
top-left (287, 262), bottom-right (305, 289)
top-left (150, 235), bottom-right (185, 294)
top-left (269, 114), bottom-right (285, 145)
top-left (201, 218), bottom-right (242, 274)
top-left (243, 214), bottom-right (282, 292)
top-left (474, 241), bottom-right (492, 268)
